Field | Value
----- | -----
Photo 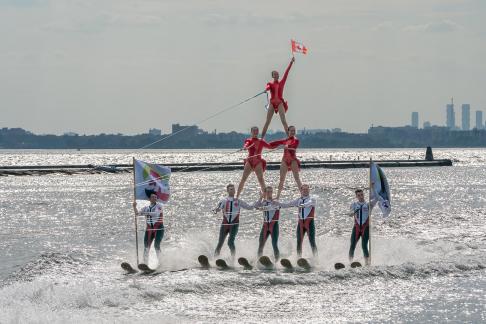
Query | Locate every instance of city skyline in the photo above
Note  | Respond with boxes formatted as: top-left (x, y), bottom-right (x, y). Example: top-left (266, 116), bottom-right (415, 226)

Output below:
top-left (1, 1), bottom-right (486, 135)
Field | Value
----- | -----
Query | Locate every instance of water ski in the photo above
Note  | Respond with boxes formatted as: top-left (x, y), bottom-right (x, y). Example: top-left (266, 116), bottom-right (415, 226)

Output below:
top-left (334, 262), bottom-right (345, 270)
top-left (280, 258), bottom-right (294, 270)
top-left (198, 255), bottom-right (210, 269)
top-left (238, 257), bottom-right (253, 270)
top-left (121, 262), bottom-right (138, 273)
top-left (350, 261), bottom-right (362, 268)
top-left (215, 259), bottom-right (230, 270)
top-left (297, 258), bottom-right (311, 270)
top-left (258, 256), bottom-right (274, 269)
top-left (138, 263), bottom-right (155, 273)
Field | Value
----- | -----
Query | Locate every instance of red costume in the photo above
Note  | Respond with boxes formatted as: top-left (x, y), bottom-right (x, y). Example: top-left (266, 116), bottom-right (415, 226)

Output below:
top-left (243, 137), bottom-right (273, 171)
top-left (266, 60), bottom-right (294, 114)
top-left (269, 136), bottom-right (301, 171)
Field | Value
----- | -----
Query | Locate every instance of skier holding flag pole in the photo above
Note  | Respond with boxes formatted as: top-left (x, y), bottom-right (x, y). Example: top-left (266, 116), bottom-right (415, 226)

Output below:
top-left (122, 159), bottom-right (171, 273)
top-left (348, 158), bottom-right (391, 267)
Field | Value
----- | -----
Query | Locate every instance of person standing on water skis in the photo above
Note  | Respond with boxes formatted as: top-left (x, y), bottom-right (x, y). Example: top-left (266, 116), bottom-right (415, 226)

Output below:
top-left (255, 186), bottom-right (283, 261)
top-left (213, 184), bottom-right (257, 258)
top-left (279, 184), bottom-right (318, 258)
top-left (132, 192), bottom-right (164, 265)
top-left (348, 186), bottom-right (383, 266)
top-left (261, 57), bottom-right (295, 138)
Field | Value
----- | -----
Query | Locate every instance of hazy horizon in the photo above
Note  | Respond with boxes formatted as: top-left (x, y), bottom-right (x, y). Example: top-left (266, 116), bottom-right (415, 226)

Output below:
top-left (1, 0), bottom-right (485, 135)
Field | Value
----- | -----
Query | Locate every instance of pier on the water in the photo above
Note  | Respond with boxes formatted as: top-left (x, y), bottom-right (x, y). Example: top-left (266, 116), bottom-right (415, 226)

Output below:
top-left (0, 148), bottom-right (452, 176)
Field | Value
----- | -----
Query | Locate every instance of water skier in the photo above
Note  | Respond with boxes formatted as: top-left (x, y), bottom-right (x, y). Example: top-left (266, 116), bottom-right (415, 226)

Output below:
top-left (236, 126), bottom-right (274, 198)
top-left (213, 184), bottom-right (256, 257)
top-left (261, 57), bottom-right (295, 138)
top-left (348, 187), bottom-right (382, 266)
top-left (132, 193), bottom-right (164, 265)
top-left (255, 186), bottom-right (282, 261)
top-left (279, 184), bottom-right (318, 257)
top-left (269, 125), bottom-right (302, 199)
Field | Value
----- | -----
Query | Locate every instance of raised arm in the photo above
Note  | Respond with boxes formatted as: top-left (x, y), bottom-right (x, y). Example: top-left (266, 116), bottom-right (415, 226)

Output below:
top-left (280, 57), bottom-right (294, 84)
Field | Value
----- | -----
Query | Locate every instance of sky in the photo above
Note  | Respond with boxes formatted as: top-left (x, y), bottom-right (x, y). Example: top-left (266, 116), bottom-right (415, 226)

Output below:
top-left (1, 0), bottom-right (486, 135)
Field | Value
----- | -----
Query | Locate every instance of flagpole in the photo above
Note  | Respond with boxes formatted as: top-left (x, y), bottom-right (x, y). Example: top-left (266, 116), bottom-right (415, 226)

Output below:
top-left (368, 157), bottom-right (372, 266)
top-left (133, 157), bottom-right (139, 265)
top-left (290, 39), bottom-right (295, 59)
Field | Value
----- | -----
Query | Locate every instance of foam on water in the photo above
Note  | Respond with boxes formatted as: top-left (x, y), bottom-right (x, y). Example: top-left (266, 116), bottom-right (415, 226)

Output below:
top-left (1, 149), bottom-right (486, 322)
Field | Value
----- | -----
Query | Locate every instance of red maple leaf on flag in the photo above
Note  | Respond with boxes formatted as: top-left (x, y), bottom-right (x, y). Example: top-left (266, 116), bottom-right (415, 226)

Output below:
top-left (291, 39), bottom-right (308, 54)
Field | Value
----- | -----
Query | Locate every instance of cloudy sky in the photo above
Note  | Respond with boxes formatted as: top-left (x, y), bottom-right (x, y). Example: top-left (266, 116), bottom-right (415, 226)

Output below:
top-left (1, 0), bottom-right (485, 134)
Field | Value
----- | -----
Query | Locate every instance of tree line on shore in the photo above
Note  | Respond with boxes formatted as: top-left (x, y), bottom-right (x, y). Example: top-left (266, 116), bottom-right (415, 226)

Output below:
top-left (1, 126), bottom-right (486, 149)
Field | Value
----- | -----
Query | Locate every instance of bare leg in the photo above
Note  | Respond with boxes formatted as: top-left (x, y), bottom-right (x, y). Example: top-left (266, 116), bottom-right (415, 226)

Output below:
top-left (237, 163), bottom-right (253, 198)
top-left (254, 163), bottom-right (266, 194)
top-left (277, 104), bottom-right (289, 136)
top-left (276, 160), bottom-right (288, 199)
top-left (290, 160), bottom-right (302, 193)
top-left (261, 107), bottom-right (275, 138)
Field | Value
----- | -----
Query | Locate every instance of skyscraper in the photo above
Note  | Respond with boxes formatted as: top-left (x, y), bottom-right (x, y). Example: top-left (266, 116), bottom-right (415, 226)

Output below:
top-left (476, 110), bottom-right (483, 130)
top-left (462, 104), bottom-right (470, 131)
top-left (411, 112), bottom-right (419, 128)
top-left (446, 98), bottom-right (455, 129)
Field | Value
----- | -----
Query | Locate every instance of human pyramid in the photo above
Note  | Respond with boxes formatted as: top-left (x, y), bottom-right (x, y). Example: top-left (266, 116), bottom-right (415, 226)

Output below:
top-left (212, 56), bottom-right (376, 270)
top-left (130, 56), bottom-right (375, 273)
top-left (212, 56), bottom-right (320, 269)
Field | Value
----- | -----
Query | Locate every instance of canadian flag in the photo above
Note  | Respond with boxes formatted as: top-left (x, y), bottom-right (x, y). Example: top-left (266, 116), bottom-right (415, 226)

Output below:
top-left (291, 39), bottom-right (308, 54)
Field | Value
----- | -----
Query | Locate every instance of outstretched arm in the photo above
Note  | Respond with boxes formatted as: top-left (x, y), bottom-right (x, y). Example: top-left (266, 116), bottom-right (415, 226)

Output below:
top-left (238, 199), bottom-right (258, 210)
top-left (268, 138), bottom-right (287, 149)
top-left (280, 57), bottom-right (295, 84)
top-left (278, 198), bottom-right (300, 209)
top-left (260, 139), bottom-right (275, 149)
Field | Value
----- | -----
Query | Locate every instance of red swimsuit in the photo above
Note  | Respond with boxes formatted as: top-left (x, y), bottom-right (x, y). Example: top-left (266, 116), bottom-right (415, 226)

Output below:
top-left (243, 137), bottom-right (272, 171)
top-left (269, 136), bottom-right (301, 171)
top-left (266, 60), bottom-right (294, 114)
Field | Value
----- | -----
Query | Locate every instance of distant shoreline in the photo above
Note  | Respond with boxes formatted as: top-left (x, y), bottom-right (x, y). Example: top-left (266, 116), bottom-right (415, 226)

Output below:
top-left (2, 126), bottom-right (486, 149)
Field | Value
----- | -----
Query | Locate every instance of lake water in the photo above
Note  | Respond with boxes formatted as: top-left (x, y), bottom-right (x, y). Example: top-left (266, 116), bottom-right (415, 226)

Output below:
top-left (0, 148), bottom-right (485, 323)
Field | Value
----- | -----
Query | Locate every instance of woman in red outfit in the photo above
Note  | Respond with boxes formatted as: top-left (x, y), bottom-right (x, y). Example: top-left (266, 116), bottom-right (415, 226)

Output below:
top-left (261, 57), bottom-right (295, 138)
top-left (236, 126), bottom-right (273, 198)
top-left (269, 125), bottom-right (302, 199)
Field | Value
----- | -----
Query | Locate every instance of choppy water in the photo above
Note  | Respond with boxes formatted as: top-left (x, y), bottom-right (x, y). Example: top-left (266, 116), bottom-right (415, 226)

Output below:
top-left (1, 149), bottom-right (485, 323)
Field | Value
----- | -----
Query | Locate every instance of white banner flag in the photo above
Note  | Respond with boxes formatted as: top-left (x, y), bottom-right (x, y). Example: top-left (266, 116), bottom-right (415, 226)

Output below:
top-left (134, 159), bottom-right (171, 203)
top-left (370, 162), bottom-right (391, 217)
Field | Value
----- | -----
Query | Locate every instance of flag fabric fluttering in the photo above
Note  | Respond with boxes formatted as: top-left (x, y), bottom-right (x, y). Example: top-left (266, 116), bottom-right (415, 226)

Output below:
top-left (134, 159), bottom-right (171, 203)
top-left (370, 162), bottom-right (391, 217)
top-left (291, 39), bottom-right (308, 55)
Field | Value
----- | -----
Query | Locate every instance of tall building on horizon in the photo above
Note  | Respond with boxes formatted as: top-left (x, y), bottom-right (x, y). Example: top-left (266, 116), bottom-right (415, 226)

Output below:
top-left (476, 110), bottom-right (483, 130)
top-left (462, 104), bottom-right (470, 131)
top-left (411, 112), bottom-right (419, 128)
top-left (446, 98), bottom-right (455, 129)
